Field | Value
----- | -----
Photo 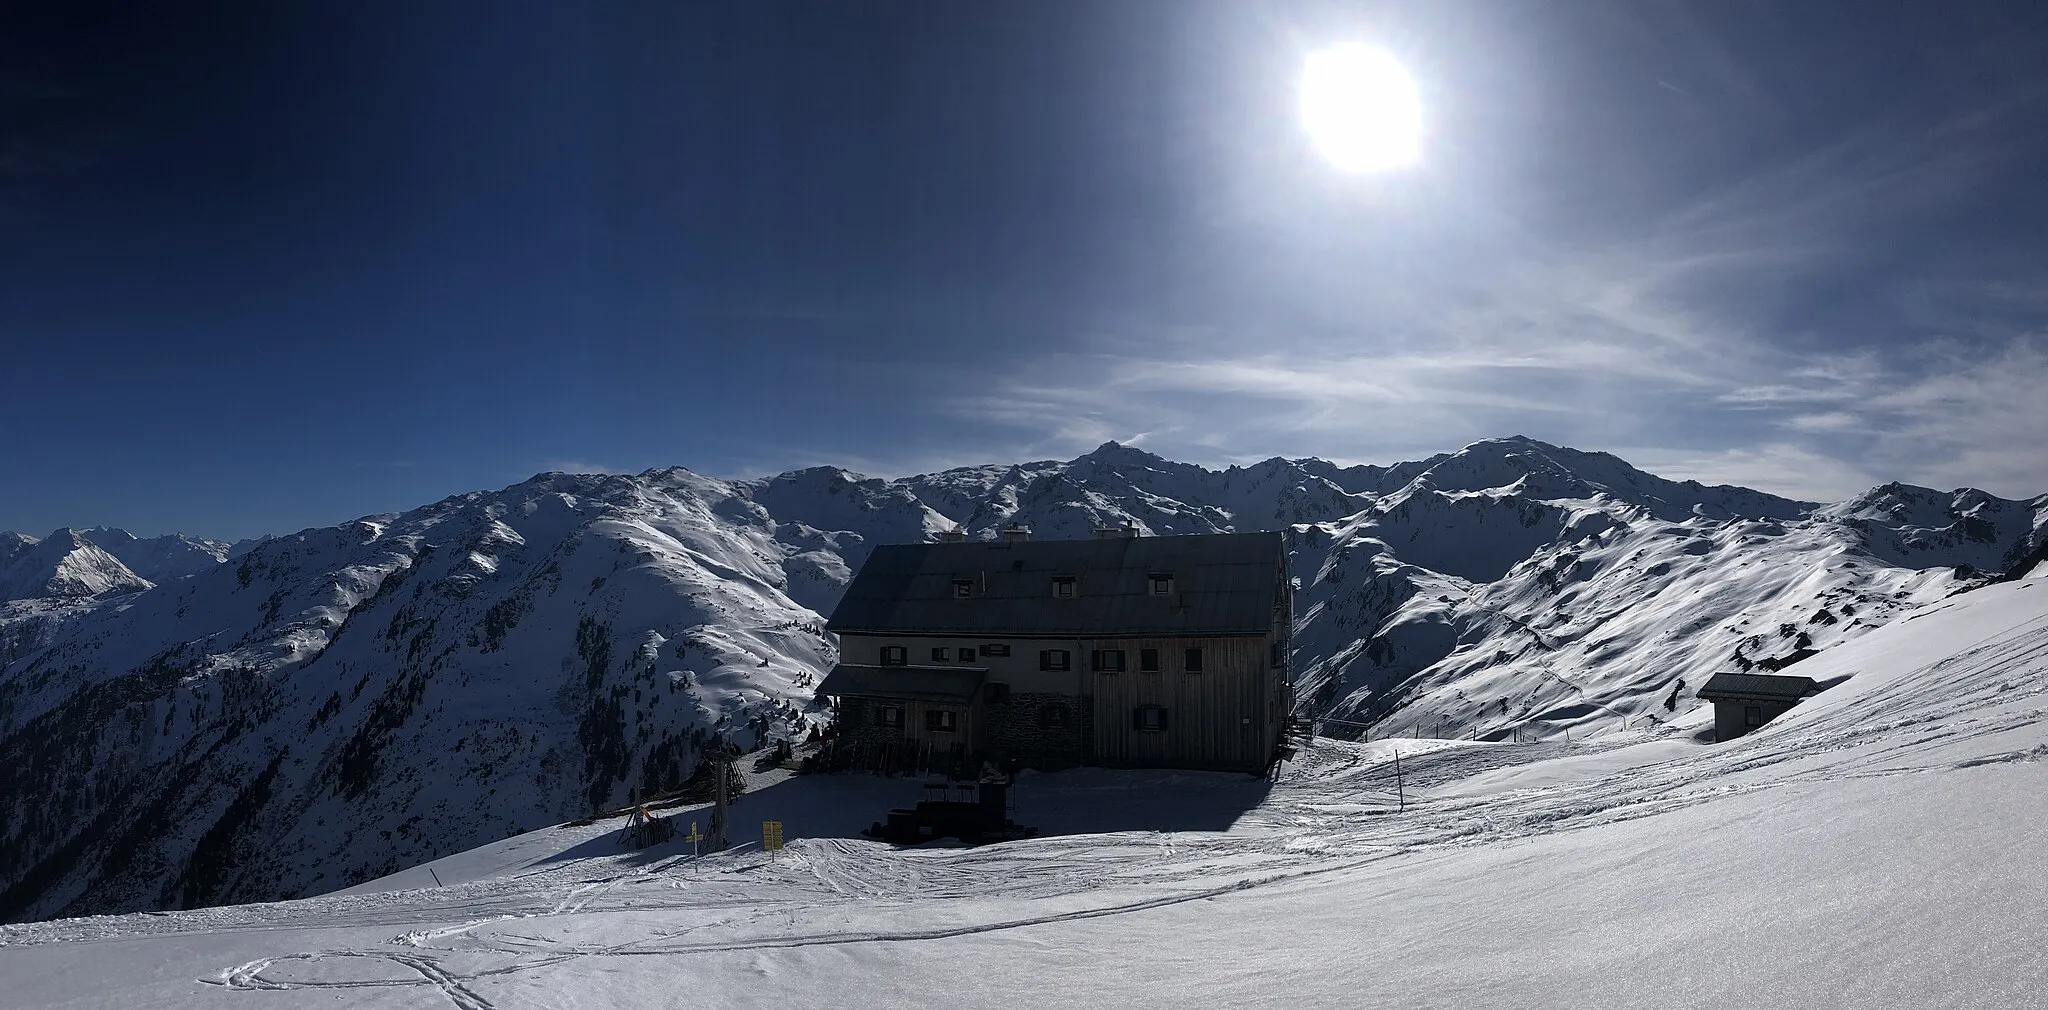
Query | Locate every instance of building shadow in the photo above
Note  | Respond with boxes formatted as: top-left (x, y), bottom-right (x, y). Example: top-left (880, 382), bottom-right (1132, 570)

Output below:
top-left (543, 765), bottom-right (1273, 862)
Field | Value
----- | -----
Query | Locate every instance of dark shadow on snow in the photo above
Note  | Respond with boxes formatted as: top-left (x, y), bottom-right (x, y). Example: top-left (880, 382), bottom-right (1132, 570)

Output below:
top-left (538, 765), bottom-right (1273, 863)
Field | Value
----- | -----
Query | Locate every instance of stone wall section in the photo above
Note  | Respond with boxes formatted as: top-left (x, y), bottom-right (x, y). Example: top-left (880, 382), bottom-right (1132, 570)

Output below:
top-left (985, 691), bottom-right (1091, 770)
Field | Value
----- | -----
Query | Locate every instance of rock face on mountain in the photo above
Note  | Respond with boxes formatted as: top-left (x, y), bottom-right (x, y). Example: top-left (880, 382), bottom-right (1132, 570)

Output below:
top-left (2, 437), bottom-right (2042, 923)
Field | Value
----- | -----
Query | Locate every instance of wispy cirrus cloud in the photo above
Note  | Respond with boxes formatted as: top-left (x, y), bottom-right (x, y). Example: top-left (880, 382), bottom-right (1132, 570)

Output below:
top-left (926, 70), bottom-right (2048, 502)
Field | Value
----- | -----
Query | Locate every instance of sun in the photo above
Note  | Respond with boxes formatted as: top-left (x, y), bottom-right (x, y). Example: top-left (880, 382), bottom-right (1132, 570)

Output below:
top-left (1299, 44), bottom-right (1422, 173)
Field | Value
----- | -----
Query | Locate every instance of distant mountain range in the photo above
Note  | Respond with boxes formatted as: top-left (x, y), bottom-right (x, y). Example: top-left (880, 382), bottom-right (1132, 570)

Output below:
top-left (2, 436), bottom-right (2043, 922)
top-left (0, 527), bottom-right (234, 602)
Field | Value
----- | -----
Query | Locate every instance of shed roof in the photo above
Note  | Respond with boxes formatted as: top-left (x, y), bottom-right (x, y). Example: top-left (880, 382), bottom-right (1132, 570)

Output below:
top-left (824, 532), bottom-right (1286, 638)
top-left (1696, 672), bottom-right (1822, 702)
top-left (817, 664), bottom-right (988, 702)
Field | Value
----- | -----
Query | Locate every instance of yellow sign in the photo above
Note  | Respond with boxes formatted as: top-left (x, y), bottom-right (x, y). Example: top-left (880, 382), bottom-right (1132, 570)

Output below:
top-left (762, 820), bottom-right (785, 853)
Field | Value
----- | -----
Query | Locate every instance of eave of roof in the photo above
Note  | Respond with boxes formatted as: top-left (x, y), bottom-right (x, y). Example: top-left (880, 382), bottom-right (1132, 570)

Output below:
top-left (816, 663), bottom-right (988, 702)
top-left (1696, 672), bottom-right (1822, 702)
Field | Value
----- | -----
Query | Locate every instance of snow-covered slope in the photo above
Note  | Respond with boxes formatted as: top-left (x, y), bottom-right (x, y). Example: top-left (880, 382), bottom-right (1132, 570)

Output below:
top-left (75, 527), bottom-right (232, 584)
top-left (1, 436), bottom-right (2043, 925)
top-left (2, 573), bottom-right (2042, 1008)
top-left (0, 528), bottom-right (154, 602)
top-left (0, 473), bottom-right (838, 922)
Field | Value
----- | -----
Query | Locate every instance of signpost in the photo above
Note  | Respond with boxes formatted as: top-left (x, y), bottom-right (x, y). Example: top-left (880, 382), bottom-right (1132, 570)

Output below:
top-left (762, 820), bottom-right (784, 855)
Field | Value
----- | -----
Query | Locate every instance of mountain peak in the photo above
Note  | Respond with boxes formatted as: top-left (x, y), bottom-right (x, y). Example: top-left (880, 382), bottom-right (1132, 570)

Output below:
top-left (1077, 440), bottom-right (1167, 464)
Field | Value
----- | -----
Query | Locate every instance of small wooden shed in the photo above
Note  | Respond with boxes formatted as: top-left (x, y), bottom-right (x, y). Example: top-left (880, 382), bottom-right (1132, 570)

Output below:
top-left (1696, 672), bottom-right (1821, 740)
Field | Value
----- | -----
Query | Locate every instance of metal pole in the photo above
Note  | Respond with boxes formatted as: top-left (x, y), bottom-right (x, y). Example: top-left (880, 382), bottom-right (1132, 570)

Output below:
top-left (1394, 750), bottom-right (1405, 813)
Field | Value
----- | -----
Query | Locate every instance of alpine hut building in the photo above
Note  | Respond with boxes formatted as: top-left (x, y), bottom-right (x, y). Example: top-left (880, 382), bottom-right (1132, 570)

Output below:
top-left (817, 525), bottom-right (1294, 776)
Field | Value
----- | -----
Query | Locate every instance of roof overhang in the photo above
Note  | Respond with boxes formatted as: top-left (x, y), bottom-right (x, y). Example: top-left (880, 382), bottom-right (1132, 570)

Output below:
top-left (1696, 672), bottom-right (1822, 703)
top-left (816, 664), bottom-right (988, 703)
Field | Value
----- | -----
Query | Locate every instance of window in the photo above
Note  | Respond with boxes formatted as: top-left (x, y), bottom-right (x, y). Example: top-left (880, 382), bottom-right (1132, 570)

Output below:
top-left (1148, 573), bottom-right (1174, 596)
top-left (1133, 705), bottom-right (1169, 732)
top-left (1038, 703), bottom-right (1069, 728)
top-left (1184, 647), bottom-right (1204, 673)
top-left (1092, 649), bottom-right (1126, 673)
top-left (1051, 575), bottom-right (1077, 598)
top-left (925, 709), bottom-right (959, 732)
top-left (1139, 648), bottom-right (1160, 673)
top-left (981, 643), bottom-right (1010, 657)
top-left (958, 644), bottom-right (977, 662)
top-left (878, 706), bottom-right (904, 728)
top-left (1039, 649), bottom-right (1071, 671)
top-left (1745, 705), bottom-right (1764, 727)
top-left (880, 645), bottom-right (908, 666)
top-left (931, 646), bottom-right (949, 662)
top-left (952, 579), bottom-right (974, 599)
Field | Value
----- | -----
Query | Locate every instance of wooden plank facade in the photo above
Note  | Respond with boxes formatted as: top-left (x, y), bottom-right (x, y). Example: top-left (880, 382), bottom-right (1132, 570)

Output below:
top-left (818, 531), bottom-right (1293, 775)
top-left (1084, 635), bottom-right (1280, 771)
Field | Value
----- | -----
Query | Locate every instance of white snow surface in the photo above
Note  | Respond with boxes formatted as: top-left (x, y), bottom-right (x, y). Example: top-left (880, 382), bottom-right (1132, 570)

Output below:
top-left (1, 436), bottom-right (2044, 925)
top-left (0, 574), bottom-right (2042, 1007)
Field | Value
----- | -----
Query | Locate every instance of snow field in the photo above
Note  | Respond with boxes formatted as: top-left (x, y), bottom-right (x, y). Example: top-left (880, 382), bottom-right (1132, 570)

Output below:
top-left (2, 577), bottom-right (2042, 1007)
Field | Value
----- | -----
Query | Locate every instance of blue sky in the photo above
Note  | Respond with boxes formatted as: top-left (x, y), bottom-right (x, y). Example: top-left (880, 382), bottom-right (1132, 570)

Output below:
top-left (4, 1), bottom-right (2046, 540)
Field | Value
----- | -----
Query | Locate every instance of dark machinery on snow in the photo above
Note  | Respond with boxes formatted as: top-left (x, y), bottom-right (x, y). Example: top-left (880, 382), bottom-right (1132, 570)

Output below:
top-left (863, 768), bottom-right (1036, 845)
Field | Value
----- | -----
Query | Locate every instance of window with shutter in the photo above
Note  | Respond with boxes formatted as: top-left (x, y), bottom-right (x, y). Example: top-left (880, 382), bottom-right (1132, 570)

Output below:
top-left (1039, 649), bottom-right (1071, 671)
top-left (931, 647), bottom-right (949, 662)
top-left (1092, 649), bottom-right (1126, 673)
top-left (1184, 647), bottom-right (1204, 673)
top-left (880, 646), bottom-right (908, 666)
top-left (1133, 706), bottom-right (1169, 732)
top-left (1139, 648), bottom-right (1160, 673)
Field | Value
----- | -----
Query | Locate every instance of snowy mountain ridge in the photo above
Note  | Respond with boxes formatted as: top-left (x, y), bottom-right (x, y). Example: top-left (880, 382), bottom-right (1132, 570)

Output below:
top-left (0, 527), bottom-right (234, 603)
top-left (0, 436), bottom-right (2043, 924)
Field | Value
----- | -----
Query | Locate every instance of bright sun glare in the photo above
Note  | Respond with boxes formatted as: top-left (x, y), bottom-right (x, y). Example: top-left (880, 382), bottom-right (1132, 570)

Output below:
top-left (1300, 44), bottom-right (1422, 173)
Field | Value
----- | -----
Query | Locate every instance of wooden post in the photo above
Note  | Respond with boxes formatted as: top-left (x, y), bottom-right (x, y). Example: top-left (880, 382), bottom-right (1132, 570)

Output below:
top-left (710, 748), bottom-right (732, 851)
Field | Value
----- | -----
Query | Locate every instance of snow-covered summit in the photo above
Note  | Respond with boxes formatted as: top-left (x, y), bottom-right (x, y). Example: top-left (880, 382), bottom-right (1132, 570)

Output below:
top-left (75, 527), bottom-right (232, 584)
top-left (1394, 436), bottom-right (1815, 521)
top-left (0, 528), bottom-right (154, 601)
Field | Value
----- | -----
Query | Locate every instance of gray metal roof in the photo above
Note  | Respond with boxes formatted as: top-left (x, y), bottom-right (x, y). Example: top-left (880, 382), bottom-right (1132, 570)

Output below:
top-left (817, 664), bottom-right (988, 702)
top-left (1697, 672), bottom-right (1821, 702)
top-left (824, 532), bottom-right (1286, 638)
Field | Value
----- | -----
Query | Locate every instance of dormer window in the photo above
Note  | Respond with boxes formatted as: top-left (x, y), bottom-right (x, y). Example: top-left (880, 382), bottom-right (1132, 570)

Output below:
top-left (1148, 573), bottom-right (1174, 596)
top-left (952, 579), bottom-right (974, 599)
top-left (1051, 576), bottom-right (1077, 599)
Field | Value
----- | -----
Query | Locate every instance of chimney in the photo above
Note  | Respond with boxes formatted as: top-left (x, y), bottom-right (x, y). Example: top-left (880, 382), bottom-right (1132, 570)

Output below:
top-left (936, 528), bottom-right (967, 543)
top-left (1001, 522), bottom-right (1030, 544)
top-left (1121, 520), bottom-right (1139, 538)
